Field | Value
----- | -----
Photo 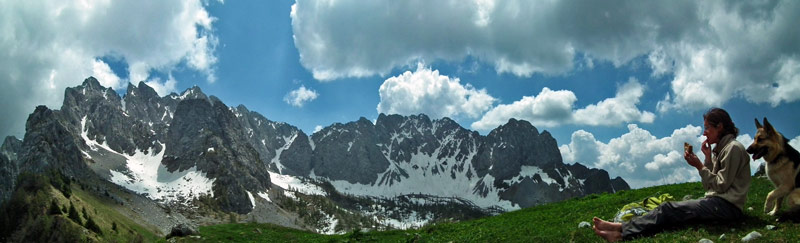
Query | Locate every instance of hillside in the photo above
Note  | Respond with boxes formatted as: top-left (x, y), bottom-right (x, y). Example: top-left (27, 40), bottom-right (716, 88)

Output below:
top-left (0, 171), bottom-right (162, 242)
top-left (176, 176), bottom-right (800, 242)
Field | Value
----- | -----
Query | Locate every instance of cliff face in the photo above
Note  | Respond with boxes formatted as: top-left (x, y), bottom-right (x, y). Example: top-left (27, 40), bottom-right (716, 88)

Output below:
top-left (163, 97), bottom-right (271, 214)
top-left (0, 136), bottom-right (22, 202)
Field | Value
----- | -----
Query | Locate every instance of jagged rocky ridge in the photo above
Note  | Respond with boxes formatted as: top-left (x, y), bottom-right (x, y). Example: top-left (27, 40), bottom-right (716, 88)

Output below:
top-left (289, 114), bottom-right (629, 209)
top-left (1, 77), bottom-right (628, 219)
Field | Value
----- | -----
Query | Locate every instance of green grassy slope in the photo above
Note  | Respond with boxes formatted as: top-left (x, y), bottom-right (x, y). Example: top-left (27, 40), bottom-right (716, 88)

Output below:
top-left (0, 172), bottom-right (163, 242)
top-left (184, 176), bottom-right (800, 242)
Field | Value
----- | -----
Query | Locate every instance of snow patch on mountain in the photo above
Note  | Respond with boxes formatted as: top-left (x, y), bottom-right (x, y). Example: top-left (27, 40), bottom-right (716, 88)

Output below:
top-left (80, 116), bottom-right (117, 153)
top-left (318, 211), bottom-right (340, 235)
top-left (268, 171), bottom-right (326, 196)
top-left (257, 191), bottom-right (271, 202)
top-left (107, 145), bottom-right (215, 204)
top-left (107, 148), bottom-right (215, 204)
top-left (317, 147), bottom-right (519, 211)
top-left (178, 88), bottom-right (195, 100)
top-left (81, 116), bottom-right (215, 204)
top-left (508, 165), bottom-right (555, 184)
top-left (374, 211), bottom-right (430, 230)
top-left (270, 132), bottom-right (298, 174)
top-left (503, 165), bottom-right (575, 192)
top-left (247, 191), bottom-right (255, 209)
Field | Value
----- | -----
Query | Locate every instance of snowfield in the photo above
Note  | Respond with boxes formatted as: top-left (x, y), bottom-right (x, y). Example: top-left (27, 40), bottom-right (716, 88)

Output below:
top-left (268, 171), bottom-right (326, 196)
top-left (313, 147), bottom-right (521, 211)
top-left (81, 116), bottom-right (216, 204)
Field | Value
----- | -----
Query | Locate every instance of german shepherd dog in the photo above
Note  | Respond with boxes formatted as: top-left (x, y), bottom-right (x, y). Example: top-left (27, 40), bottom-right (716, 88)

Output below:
top-left (746, 118), bottom-right (800, 215)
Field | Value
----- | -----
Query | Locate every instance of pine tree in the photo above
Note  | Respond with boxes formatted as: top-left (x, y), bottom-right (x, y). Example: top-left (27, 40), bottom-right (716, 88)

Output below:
top-left (82, 207), bottom-right (89, 222)
top-left (68, 202), bottom-right (81, 225)
top-left (48, 200), bottom-right (62, 215)
top-left (85, 215), bottom-right (103, 235)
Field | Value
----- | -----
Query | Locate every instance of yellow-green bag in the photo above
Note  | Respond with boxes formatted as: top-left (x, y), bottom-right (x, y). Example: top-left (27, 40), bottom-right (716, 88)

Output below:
top-left (613, 193), bottom-right (674, 222)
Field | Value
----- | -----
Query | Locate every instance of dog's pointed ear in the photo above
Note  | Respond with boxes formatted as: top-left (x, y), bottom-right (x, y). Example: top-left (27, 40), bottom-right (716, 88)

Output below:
top-left (754, 118), bottom-right (762, 129)
top-left (763, 117), bottom-right (775, 133)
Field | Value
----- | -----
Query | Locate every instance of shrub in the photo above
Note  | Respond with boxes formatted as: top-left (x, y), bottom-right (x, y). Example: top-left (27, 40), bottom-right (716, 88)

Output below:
top-left (229, 212), bottom-right (237, 224)
top-left (17, 172), bottom-right (47, 192)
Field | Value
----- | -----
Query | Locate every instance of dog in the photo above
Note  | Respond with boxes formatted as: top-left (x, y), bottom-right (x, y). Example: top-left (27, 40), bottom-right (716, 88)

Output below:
top-left (746, 117), bottom-right (800, 216)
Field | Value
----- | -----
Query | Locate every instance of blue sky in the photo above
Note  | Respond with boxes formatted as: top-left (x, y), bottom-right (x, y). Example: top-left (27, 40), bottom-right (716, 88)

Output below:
top-left (2, 0), bottom-right (799, 188)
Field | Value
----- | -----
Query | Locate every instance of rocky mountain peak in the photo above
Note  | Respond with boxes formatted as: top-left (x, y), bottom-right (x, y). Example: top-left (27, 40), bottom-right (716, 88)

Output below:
top-left (81, 76), bottom-right (103, 90)
top-left (565, 163), bottom-right (631, 193)
top-left (177, 86), bottom-right (208, 101)
top-left (375, 113), bottom-right (403, 128)
top-left (26, 105), bottom-right (55, 132)
top-left (125, 81), bottom-right (159, 100)
top-left (123, 81), bottom-right (171, 124)
top-left (20, 105), bottom-right (88, 177)
top-left (235, 104), bottom-right (250, 114)
top-left (433, 116), bottom-right (457, 127)
top-left (489, 118), bottom-right (539, 138)
top-left (61, 78), bottom-right (124, 132)
top-left (357, 116), bottom-right (372, 124)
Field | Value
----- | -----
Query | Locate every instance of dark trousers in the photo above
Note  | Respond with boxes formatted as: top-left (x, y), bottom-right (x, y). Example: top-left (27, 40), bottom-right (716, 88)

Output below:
top-left (621, 196), bottom-right (743, 240)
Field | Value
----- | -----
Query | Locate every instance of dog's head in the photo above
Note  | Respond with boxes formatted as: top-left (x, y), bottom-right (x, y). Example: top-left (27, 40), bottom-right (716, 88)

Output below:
top-left (746, 117), bottom-right (784, 161)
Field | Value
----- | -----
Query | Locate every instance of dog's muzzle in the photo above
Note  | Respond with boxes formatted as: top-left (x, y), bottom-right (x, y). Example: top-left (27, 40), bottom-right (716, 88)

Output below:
top-left (747, 146), bottom-right (768, 160)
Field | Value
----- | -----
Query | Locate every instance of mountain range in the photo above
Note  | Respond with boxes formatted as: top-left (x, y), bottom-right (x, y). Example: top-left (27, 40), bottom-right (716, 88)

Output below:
top-left (0, 77), bottom-right (628, 234)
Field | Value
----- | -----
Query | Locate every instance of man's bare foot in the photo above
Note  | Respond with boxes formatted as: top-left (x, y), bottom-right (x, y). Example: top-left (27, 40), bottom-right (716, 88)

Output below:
top-left (593, 217), bottom-right (622, 231)
top-left (593, 226), bottom-right (623, 242)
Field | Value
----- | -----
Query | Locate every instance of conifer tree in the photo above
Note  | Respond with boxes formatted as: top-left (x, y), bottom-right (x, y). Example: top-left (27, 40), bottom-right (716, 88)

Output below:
top-left (68, 202), bottom-right (81, 225)
top-left (82, 207), bottom-right (89, 222)
top-left (49, 200), bottom-right (62, 215)
top-left (86, 215), bottom-right (102, 235)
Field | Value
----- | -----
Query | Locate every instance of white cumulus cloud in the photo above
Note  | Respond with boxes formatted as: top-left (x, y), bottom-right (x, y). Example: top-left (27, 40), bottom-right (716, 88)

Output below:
top-left (573, 78), bottom-right (656, 126)
top-left (284, 85), bottom-right (319, 108)
top-left (472, 78), bottom-right (654, 130)
top-left (656, 1), bottom-right (800, 112)
top-left (560, 124), bottom-right (703, 188)
top-left (91, 59), bottom-right (122, 89)
top-left (145, 74), bottom-right (178, 97)
top-left (471, 87), bottom-right (576, 129)
top-left (0, 0), bottom-right (219, 138)
top-left (292, 0), bottom-right (800, 112)
top-left (377, 64), bottom-right (496, 119)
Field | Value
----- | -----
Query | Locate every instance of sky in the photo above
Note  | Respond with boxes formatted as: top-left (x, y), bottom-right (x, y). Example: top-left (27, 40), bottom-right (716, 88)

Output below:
top-left (2, 0), bottom-right (800, 188)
